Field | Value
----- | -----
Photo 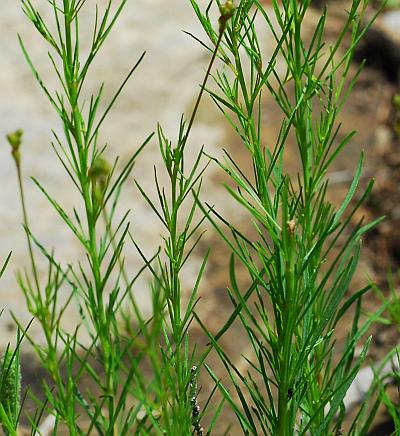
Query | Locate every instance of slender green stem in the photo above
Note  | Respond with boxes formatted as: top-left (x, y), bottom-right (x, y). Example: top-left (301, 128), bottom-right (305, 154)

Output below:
top-left (15, 163), bottom-right (40, 294)
top-left (158, 16), bottom-right (227, 431)
top-left (183, 29), bottom-right (224, 149)
top-left (61, 1), bottom-right (117, 431)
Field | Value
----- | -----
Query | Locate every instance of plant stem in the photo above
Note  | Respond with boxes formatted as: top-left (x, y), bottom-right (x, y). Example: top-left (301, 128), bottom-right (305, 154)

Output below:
top-left (183, 29), bottom-right (224, 148)
top-left (15, 162), bottom-right (40, 294)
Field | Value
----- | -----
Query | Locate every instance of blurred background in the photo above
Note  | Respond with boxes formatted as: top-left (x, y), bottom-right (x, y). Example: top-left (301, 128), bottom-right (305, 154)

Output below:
top-left (0, 0), bottom-right (400, 433)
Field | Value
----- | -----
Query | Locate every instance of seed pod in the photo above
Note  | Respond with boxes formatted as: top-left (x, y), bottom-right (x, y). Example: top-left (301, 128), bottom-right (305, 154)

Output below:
top-left (88, 155), bottom-right (111, 205)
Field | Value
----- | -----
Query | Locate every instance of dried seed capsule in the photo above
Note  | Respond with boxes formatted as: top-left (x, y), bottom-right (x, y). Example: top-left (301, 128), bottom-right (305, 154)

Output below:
top-left (286, 219), bottom-right (296, 236)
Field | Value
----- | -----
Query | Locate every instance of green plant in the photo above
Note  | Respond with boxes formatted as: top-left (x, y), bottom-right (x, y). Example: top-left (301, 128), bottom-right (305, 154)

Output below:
top-left (378, 347), bottom-right (400, 435)
top-left (363, 272), bottom-right (400, 435)
top-left (7, 0), bottom-right (231, 434)
top-left (10, 0), bottom-right (161, 432)
top-left (123, 4), bottom-right (232, 433)
top-left (393, 93), bottom-right (400, 137)
top-left (0, 336), bottom-right (22, 436)
top-left (383, 0), bottom-right (400, 8)
top-left (372, 269), bottom-right (400, 333)
top-left (0, 255), bottom-right (34, 436)
top-left (4, 0), bottom-right (394, 434)
top-left (0, 254), bottom-right (25, 436)
top-left (352, 345), bottom-right (400, 436)
top-left (189, 0), bottom-right (386, 434)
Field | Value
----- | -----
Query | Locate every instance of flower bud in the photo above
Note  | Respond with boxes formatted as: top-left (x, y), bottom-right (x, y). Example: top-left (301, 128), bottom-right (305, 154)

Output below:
top-left (89, 155), bottom-right (111, 187)
top-left (89, 155), bottom-right (111, 206)
top-left (6, 129), bottom-right (24, 165)
top-left (219, 1), bottom-right (235, 34)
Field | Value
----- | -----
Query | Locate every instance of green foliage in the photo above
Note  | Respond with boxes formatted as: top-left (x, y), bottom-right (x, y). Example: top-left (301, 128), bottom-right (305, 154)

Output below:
top-left (372, 270), bottom-right (400, 333)
top-left (6, 0), bottom-right (231, 434)
top-left (384, 0), bottom-right (400, 8)
top-left (378, 347), bottom-right (400, 435)
top-left (1, 0), bottom-right (396, 434)
top-left (393, 93), bottom-right (400, 137)
top-left (191, 0), bottom-right (386, 434)
top-left (0, 255), bottom-right (25, 436)
top-left (0, 346), bottom-right (21, 436)
top-left (366, 274), bottom-right (400, 434)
